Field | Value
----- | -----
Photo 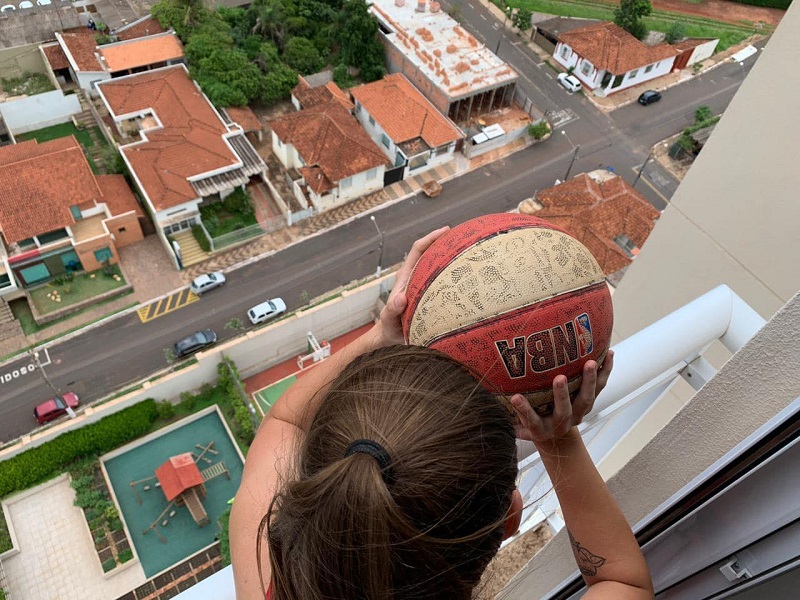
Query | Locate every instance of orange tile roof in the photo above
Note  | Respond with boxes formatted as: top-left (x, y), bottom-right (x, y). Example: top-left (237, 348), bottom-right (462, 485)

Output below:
top-left (270, 102), bottom-right (388, 195)
top-left (351, 73), bottom-right (463, 149)
top-left (97, 175), bottom-right (144, 217)
top-left (155, 453), bottom-right (204, 502)
top-left (58, 30), bottom-right (102, 72)
top-left (224, 106), bottom-right (263, 133)
top-left (292, 78), bottom-right (354, 110)
top-left (42, 43), bottom-right (69, 71)
top-left (97, 66), bottom-right (240, 211)
top-left (116, 17), bottom-right (166, 41)
top-left (558, 22), bottom-right (679, 75)
top-left (535, 173), bottom-right (660, 275)
top-left (0, 138), bottom-right (102, 244)
top-left (98, 33), bottom-right (184, 74)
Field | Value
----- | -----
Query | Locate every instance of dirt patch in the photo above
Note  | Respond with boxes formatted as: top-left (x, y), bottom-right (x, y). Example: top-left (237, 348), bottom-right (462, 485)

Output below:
top-left (476, 525), bottom-right (552, 599)
top-left (648, 0), bottom-right (783, 27)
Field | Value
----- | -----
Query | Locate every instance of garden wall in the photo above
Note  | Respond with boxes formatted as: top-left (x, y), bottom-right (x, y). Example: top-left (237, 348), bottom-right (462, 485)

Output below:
top-left (0, 91), bottom-right (81, 134)
top-left (0, 273), bottom-right (394, 462)
top-left (0, 44), bottom-right (48, 79)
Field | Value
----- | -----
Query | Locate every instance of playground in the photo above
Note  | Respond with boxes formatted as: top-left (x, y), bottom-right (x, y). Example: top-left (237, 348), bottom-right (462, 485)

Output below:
top-left (101, 407), bottom-right (244, 578)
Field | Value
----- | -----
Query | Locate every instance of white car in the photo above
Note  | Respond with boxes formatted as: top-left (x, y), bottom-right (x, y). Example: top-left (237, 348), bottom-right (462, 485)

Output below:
top-left (557, 73), bottom-right (582, 93)
top-left (18, 0), bottom-right (33, 7)
top-left (0, 4), bottom-right (15, 11)
top-left (36, 0), bottom-right (52, 5)
top-left (247, 298), bottom-right (286, 325)
top-left (189, 271), bottom-right (226, 295)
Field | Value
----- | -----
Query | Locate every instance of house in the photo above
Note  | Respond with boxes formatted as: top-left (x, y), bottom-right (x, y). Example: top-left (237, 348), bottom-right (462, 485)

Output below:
top-left (291, 76), bottom-right (354, 111)
top-left (96, 65), bottom-right (267, 267)
top-left (269, 102), bottom-right (389, 212)
top-left (221, 106), bottom-right (265, 143)
top-left (370, 0), bottom-right (518, 122)
top-left (553, 22), bottom-right (679, 95)
top-left (0, 137), bottom-right (143, 298)
top-left (530, 171), bottom-right (660, 280)
top-left (42, 29), bottom-right (185, 95)
top-left (114, 16), bottom-right (166, 41)
top-left (351, 73), bottom-right (463, 184)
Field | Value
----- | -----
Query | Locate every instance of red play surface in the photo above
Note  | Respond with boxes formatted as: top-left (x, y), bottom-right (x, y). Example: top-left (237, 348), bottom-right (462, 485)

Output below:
top-left (156, 453), bottom-right (204, 502)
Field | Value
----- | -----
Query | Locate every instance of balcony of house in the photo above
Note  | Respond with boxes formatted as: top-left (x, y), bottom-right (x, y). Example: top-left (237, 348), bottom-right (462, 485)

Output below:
top-left (70, 214), bottom-right (107, 244)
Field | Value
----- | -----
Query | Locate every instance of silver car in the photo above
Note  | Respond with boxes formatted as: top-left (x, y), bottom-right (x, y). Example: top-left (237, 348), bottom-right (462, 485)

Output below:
top-left (190, 272), bottom-right (226, 295)
top-left (247, 298), bottom-right (287, 325)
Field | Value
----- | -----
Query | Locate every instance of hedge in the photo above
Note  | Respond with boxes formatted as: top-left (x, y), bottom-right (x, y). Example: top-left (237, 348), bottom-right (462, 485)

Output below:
top-left (191, 225), bottom-right (211, 253)
top-left (0, 400), bottom-right (158, 498)
top-left (729, 0), bottom-right (790, 9)
top-left (217, 359), bottom-right (255, 447)
top-left (217, 507), bottom-right (232, 567)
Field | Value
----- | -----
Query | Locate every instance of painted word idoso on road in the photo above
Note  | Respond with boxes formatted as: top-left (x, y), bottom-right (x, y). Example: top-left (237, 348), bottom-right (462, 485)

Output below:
top-left (1, 361), bottom-right (37, 384)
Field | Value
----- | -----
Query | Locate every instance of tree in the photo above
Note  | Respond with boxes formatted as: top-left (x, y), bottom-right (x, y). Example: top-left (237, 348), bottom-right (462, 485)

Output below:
top-left (694, 105), bottom-right (712, 124)
top-left (184, 31), bottom-right (233, 65)
top-left (338, 0), bottom-right (385, 73)
top-left (260, 62), bottom-right (299, 104)
top-left (283, 36), bottom-right (324, 74)
top-left (512, 7), bottom-right (532, 33)
top-left (192, 47), bottom-right (265, 106)
top-left (614, 0), bottom-right (652, 40)
top-left (664, 20), bottom-right (687, 44)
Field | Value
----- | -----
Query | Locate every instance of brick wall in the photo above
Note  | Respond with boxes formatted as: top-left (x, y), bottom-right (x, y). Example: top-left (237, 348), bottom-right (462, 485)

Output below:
top-left (74, 235), bottom-right (120, 272)
top-left (381, 37), bottom-right (451, 115)
top-left (105, 213), bottom-right (144, 248)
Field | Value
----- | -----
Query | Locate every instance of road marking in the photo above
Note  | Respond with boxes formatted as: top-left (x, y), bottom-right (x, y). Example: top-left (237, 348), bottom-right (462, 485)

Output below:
top-left (631, 166), bottom-right (670, 205)
top-left (492, 22), bottom-right (499, 29)
top-left (137, 288), bottom-right (199, 323)
top-left (480, 14), bottom-right (487, 20)
top-left (0, 360), bottom-right (37, 385)
top-left (544, 72), bottom-right (553, 79)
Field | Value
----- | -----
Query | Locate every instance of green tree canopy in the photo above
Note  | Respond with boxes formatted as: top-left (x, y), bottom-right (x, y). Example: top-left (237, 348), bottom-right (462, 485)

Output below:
top-left (260, 61), bottom-right (299, 104)
top-left (512, 7), bottom-right (532, 32)
top-left (283, 36), bottom-right (324, 74)
top-left (665, 20), bottom-right (687, 44)
top-left (614, 0), bottom-right (652, 40)
top-left (338, 0), bottom-right (385, 75)
top-left (192, 48), bottom-right (264, 106)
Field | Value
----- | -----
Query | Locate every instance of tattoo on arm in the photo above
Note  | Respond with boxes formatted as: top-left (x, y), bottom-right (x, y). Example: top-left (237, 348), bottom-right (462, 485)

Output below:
top-left (568, 529), bottom-right (607, 577)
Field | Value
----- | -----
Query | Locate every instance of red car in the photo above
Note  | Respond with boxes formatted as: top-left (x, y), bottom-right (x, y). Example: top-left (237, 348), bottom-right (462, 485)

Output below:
top-left (34, 392), bottom-right (79, 425)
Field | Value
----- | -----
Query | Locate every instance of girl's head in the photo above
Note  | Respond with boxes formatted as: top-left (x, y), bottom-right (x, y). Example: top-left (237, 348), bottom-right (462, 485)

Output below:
top-left (263, 345), bottom-right (520, 599)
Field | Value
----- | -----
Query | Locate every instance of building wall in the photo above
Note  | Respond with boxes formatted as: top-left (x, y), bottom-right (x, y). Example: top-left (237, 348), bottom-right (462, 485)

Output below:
top-left (687, 39), bottom-right (718, 65)
top-left (76, 71), bottom-right (111, 96)
top-left (104, 213), bottom-right (143, 248)
top-left (154, 199), bottom-right (202, 229)
top-left (271, 132), bottom-right (303, 170)
top-left (0, 43), bottom-right (49, 78)
top-left (0, 91), bottom-right (81, 134)
top-left (73, 234), bottom-right (119, 272)
top-left (380, 35), bottom-right (451, 115)
top-left (309, 165), bottom-right (386, 211)
top-left (553, 42), bottom-right (674, 93)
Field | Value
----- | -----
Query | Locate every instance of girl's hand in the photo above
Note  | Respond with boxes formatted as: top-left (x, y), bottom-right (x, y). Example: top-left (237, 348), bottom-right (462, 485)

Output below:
top-left (372, 226), bottom-right (450, 347)
top-left (512, 350), bottom-right (614, 446)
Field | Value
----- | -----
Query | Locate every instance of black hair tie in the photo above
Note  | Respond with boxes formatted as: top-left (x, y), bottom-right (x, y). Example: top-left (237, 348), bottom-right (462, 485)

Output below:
top-left (345, 439), bottom-right (394, 484)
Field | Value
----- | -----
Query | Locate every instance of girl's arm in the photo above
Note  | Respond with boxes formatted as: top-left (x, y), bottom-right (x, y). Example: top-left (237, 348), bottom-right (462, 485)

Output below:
top-left (229, 227), bottom-right (449, 600)
top-left (512, 353), bottom-right (654, 599)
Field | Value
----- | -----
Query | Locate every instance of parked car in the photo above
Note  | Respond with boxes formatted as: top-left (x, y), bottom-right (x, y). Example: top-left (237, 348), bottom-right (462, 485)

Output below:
top-left (247, 298), bottom-right (287, 325)
top-left (36, 0), bottom-right (52, 5)
top-left (173, 329), bottom-right (217, 358)
top-left (0, 4), bottom-right (15, 11)
top-left (18, 1), bottom-right (33, 7)
top-left (557, 73), bottom-right (582, 93)
top-left (34, 392), bottom-right (79, 425)
top-left (190, 271), bottom-right (226, 295)
top-left (638, 90), bottom-right (662, 106)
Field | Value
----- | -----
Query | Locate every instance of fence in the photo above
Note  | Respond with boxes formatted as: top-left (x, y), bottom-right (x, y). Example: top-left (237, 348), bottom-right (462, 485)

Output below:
top-left (513, 88), bottom-right (545, 121)
top-left (208, 214), bottom-right (285, 252)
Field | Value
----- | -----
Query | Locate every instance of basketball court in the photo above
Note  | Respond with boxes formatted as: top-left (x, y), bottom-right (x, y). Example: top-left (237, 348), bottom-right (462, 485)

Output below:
top-left (252, 375), bottom-right (297, 414)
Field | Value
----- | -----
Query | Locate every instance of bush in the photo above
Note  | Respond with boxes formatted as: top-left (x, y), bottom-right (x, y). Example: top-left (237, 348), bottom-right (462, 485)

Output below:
top-left (0, 400), bottom-right (158, 498)
top-left (156, 400), bottom-right (176, 420)
top-left (665, 21), bottom-right (687, 44)
top-left (332, 63), bottom-right (350, 87)
top-left (74, 488), bottom-right (104, 509)
top-left (118, 548), bottom-right (134, 563)
top-left (108, 517), bottom-right (123, 532)
top-left (694, 105), bottom-right (713, 125)
top-left (528, 121), bottom-right (551, 140)
top-left (191, 225), bottom-right (211, 252)
top-left (218, 508), bottom-right (232, 566)
top-left (102, 557), bottom-right (116, 572)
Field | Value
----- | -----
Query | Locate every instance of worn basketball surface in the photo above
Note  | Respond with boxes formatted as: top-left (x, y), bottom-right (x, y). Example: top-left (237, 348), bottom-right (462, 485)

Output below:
top-left (402, 213), bottom-right (613, 412)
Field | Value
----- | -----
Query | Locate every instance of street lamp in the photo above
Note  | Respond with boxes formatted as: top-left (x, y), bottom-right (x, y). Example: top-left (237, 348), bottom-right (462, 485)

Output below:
top-left (495, 0), bottom-right (510, 55)
top-left (30, 348), bottom-right (76, 418)
top-left (632, 148), bottom-right (655, 189)
top-left (561, 130), bottom-right (580, 182)
top-left (370, 215), bottom-right (385, 278)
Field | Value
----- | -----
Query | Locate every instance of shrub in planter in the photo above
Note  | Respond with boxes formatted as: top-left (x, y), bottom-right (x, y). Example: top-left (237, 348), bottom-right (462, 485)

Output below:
top-left (156, 400), bottom-right (175, 420)
top-left (528, 121), bottom-right (551, 140)
top-left (108, 517), bottom-right (123, 532)
top-left (118, 548), bottom-right (134, 563)
top-left (192, 225), bottom-right (211, 252)
top-left (102, 557), bottom-right (116, 572)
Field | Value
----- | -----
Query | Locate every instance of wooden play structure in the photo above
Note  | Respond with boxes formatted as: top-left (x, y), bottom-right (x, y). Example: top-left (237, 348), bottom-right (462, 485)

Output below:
top-left (131, 442), bottom-right (231, 543)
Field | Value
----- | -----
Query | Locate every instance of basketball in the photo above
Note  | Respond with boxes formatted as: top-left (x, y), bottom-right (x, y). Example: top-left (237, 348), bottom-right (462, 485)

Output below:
top-left (402, 213), bottom-right (613, 412)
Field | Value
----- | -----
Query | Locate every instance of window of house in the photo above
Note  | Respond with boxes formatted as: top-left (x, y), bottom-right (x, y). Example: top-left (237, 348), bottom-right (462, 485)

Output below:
top-left (645, 64), bottom-right (654, 73)
top-left (0, 273), bottom-right (11, 289)
top-left (17, 237), bottom-right (36, 248)
top-left (369, 115), bottom-right (376, 126)
top-left (94, 247), bottom-right (113, 263)
top-left (340, 176), bottom-right (352, 189)
top-left (381, 133), bottom-right (390, 148)
top-left (366, 168), bottom-right (378, 181)
top-left (629, 69), bottom-right (639, 78)
top-left (581, 61), bottom-right (592, 76)
top-left (36, 228), bottom-right (70, 245)
top-left (614, 234), bottom-right (639, 258)
top-left (118, 227), bottom-right (127, 233)
top-left (69, 206), bottom-right (83, 220)
top-left (560, 45), bottom-right (570, 58)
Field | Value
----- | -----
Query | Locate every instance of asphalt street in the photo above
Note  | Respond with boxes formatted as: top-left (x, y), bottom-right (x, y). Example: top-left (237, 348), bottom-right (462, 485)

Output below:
top-left (0, 10), bottom-right (764, 441)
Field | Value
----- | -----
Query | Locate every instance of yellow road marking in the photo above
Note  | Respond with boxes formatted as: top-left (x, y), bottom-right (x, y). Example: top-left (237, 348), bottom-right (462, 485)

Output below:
top-left (137, 289), bottom-right (199, 323)
top-left (631, 166), bottom-right (670, 206)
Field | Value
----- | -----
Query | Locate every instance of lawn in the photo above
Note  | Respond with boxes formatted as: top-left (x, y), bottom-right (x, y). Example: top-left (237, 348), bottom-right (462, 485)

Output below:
top-left (8, 294), bottom-right (136, 338)
top-left (28, 266), bottom-right (127, 316)
top-left (499, 0), bottom-right (756, 50)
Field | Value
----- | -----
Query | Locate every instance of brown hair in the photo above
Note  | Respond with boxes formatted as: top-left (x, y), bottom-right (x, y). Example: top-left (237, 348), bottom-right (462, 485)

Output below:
top-left (261, 345), bottom-right (519, 599)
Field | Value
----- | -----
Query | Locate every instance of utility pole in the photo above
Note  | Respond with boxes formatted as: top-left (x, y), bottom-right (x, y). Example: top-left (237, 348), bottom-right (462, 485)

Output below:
top-left (633, 148), bottom-right (655, 188)
top-left (564, 145), bottom-right (580, 182)
top-left (370, 215), bottom-right (385, 278)
top-left (495, 2), bottom-right (509, 55)
top-left (30, 348), bottom-right (76, 418)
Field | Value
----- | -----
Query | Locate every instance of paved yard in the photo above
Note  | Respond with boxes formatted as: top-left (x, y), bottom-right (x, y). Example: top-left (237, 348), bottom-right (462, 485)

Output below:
top-left (2, 475), bottom-right (146, 600)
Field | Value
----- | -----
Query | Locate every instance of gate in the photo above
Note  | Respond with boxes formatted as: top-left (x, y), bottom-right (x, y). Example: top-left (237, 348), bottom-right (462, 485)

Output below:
top-left (383, 166), bottom-right (404, 186)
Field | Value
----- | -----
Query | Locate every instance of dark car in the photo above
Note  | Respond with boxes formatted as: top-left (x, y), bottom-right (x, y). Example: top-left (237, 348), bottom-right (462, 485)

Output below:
top-left (173, 329), bottom-right (218, 358)
top-left (34, 392), bottom-right (79, 425)
top-left (638, 90), bottom-right (662, 106)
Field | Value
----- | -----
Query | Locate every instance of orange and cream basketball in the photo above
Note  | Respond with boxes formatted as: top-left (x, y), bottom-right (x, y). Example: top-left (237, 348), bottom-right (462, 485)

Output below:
top-left (402, 213), bottom-right (613, 412)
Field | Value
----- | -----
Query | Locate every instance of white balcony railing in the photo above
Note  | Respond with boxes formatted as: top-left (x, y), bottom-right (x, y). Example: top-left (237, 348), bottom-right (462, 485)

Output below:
top-left (173, 285), bottom-right (766, 600)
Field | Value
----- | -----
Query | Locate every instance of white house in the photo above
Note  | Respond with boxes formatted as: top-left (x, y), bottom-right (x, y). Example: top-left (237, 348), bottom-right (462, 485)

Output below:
top-left (351, 73), bottom-right (463, 184)
top-left (553, 22), bottom-right (679, 95)
top-left (269, 102), bottom-right (389, 212)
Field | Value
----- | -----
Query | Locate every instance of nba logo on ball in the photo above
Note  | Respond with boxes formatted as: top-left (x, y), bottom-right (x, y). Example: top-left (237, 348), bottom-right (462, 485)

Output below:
top-left (402, 214), bottom-right (613, 412)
